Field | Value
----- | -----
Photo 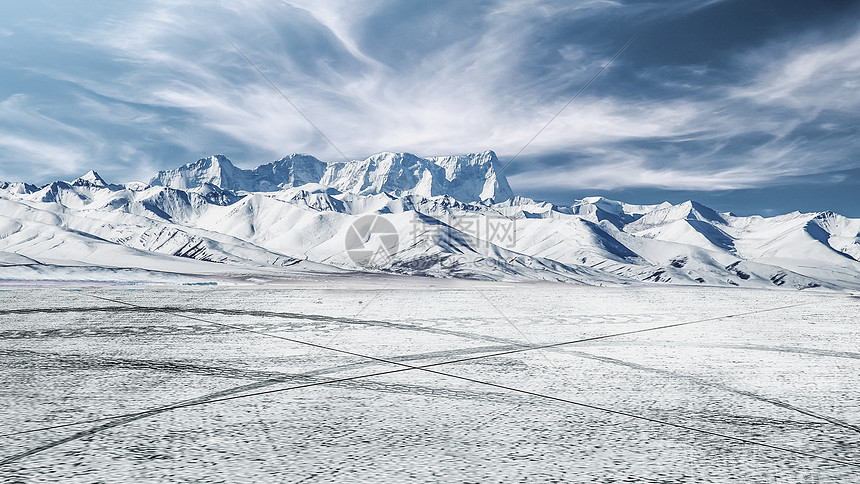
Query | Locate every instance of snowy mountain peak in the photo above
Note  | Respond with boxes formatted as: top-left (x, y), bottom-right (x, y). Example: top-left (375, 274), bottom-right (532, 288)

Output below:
top-left (150, 155), bottom-right (246, 191)
top-left (252, 154), bottom-right (327, 190)
top-left (630, 200), bottom-right (727, 228)
top-left (321, 152), bottom-right (429, 198)
top-left (320, 150), bottom-right (513, 202)
top-left (682, 200), bottom-right (727, 224)
top-left (0, 181), bottom-right (38, 195)
top-left (144, 150), bottom-right (514, 203)
top-left (73, 170), bottom-right (108, 187)
top-left (430, 150), bottom-right (513, 202)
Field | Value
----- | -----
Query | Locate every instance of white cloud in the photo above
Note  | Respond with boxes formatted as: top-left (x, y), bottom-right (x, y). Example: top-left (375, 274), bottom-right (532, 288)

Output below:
top-left (509, 141), bottom-right (825, 191)
top-left (4, 0), bottom-right (857, 193)
top-left (732, 29), bottom-right (860, 111)
top-left (60, 0), bottom-right (693, 163)
top-left (0, 133), bottom-right (89, 180)
top-left (0, 94), bottom-right (96, 179)
top-left (508, 26), bottom-right (860, 191)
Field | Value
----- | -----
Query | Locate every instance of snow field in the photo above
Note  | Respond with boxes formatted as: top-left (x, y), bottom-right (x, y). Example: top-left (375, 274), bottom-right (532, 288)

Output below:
top-left (0, 282), bottom-right (858, 482)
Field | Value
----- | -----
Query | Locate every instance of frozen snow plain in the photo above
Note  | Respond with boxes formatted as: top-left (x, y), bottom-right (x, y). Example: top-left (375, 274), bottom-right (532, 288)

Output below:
top-left (1, 279), bottom-right (858, 483)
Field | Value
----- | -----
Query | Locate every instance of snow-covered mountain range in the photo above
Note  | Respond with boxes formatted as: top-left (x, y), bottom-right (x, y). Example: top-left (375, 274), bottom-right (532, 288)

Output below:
top-left (2, 150), bottom-right (859, 289)
top-left (149, 151), bottom-right (513, 202)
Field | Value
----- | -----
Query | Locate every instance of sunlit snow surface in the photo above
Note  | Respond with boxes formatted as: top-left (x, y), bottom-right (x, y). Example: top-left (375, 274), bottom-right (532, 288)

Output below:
top-left (1, 279), bottom-right (858, 482)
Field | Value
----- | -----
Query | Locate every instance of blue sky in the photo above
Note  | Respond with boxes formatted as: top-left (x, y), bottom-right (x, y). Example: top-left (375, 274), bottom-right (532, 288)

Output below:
top-left (1, 0), bottom-right (858, 215)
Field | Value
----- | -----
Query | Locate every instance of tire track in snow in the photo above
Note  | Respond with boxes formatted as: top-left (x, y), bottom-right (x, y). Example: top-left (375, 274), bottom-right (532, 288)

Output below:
top-left (0, 347), bottom-right (525, 403)
top-left (657, 342), bottom-right (860, 361)
top-left (4, 302), bottom-right (856, 465)
top-left (0, 305), bottom-right (537, 343)
top-left (7, 331), bottom-right (854, 439)
top-left (562, 349), bottom-right (860, 434)
top-left (0, 342), bottom-right (534, 467)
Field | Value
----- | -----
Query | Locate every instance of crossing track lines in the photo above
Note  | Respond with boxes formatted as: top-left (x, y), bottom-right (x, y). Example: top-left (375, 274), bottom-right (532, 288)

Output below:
top-left (5, 294), bottom-right (857, 467)
top-left (4, 298), bottom-right (851, 438)
top-left (0, 304), bottom-right (520, 342)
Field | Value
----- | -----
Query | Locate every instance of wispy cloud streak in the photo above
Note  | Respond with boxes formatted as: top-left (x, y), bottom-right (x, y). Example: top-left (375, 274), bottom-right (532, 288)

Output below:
top-left (0, 0), bottom-right (856, 193)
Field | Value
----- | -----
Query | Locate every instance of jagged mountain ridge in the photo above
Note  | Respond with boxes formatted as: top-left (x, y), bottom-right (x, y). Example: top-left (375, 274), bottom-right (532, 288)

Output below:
top-left (151, 150), bottom-right (513, 203)
top-left (1, 150), bottom-right (859, 288)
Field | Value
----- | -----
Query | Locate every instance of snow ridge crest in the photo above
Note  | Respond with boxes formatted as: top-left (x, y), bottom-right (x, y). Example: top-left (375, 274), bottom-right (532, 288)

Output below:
top-left (150, 150), bottom-right (512, 202)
